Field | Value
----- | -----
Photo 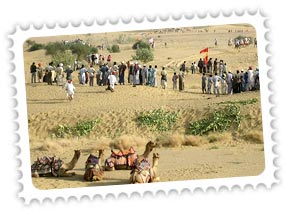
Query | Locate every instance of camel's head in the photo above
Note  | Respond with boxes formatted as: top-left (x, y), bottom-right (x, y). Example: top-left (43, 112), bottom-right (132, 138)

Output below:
top-left (74, 150), bottom-right (81, 158)
top-left (146, 140), bottom-right (158, 151)
top-left (153, 152), bottom-right (160, 159)
top-left (98, 149), bottom-right (105, 157)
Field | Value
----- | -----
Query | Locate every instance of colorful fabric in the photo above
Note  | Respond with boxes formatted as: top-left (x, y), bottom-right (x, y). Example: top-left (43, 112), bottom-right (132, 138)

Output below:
top-left (135, 158), bottom-right (151, 172)
top-left (200, 47), bottom-right (209, 65)
top-left (105, 147), bottom-right (137, 169)
top-left (31, 156), bottom-right (64, 177)
top-left (85, 154), bottom-right (100, 170)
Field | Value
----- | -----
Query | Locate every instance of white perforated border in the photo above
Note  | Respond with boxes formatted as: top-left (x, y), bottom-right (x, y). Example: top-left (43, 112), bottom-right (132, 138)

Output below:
top-left (7, 10), bottom-right (278, 205)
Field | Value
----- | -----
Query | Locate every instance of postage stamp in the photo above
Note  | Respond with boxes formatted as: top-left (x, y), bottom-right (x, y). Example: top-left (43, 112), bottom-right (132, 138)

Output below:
top-left (9, 10), bottom-right (277, 204)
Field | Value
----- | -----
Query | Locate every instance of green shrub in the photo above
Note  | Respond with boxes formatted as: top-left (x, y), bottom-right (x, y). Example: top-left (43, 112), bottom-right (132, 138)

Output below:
top-left (90, 47), bottom-right (99, 54)
top-left (137, 108), bottom-right (178, 132)
top-left (53, 119), bottom-right (101, 138)
top-left (45, 42), bottom-right (67, 56)
top-left (51, 50), bottom-right (75, 67)
top-left (188, 104), bottom-right (241, 135)
top-left (45, 42), bottom-right (97, 60)
top-left (132, 40), bottom-right (150, 50)
top-left (114, 34), bottom-right (136, 44)
top-left (217, 98), bottom-right (258, 106)
top-left (68, 43), bottom-right (91, 60)
top-left (132, 48), bottom-right (154, 63)
top-left (110, 44), bottom-right (120, 53)
top-left (26, 39), bottom-right (36, 47)
top-left (28, 43), bottom-right (45, 52)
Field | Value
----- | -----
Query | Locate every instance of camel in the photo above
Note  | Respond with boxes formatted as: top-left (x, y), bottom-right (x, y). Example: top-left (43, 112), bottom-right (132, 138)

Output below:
top-left (31, 150), bottom-right (81, 177)
top-left (83, 149), bottom-right (105, 181)
top-left (134, 140), bottom-right (158, 164)
top-left (129, 152), bottom-right (160, 184)
top-left (149, 152), bottom-right (160, 182)
top-left (104, 140), bottom-right (158, 171)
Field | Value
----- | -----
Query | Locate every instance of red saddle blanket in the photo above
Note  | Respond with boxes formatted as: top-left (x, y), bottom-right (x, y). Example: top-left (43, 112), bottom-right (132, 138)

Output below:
top-left (105, 147), bottom-right (137, 169)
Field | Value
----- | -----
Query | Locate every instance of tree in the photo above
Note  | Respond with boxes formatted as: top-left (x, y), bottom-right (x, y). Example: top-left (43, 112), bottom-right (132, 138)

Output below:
top-left (45, 42), bottom-right (67, 56)
top-left (28, 43), bottom-right (45, 52)
top-left (132, 48), bottom-right (154, 63)
top-left (51, 50), bottom-right (75, 67)
top-left (132, 40), bottom-right (150, 50)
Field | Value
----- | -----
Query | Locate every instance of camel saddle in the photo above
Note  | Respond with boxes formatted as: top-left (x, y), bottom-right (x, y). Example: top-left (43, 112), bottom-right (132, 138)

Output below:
top-left (105, 146), bottom-right (137, 170)
top-left (31, 155), bottom-right (64, 177)
top-left (85, 154), bottom-right (100, 169)
top-left (134, 158), bottom-right (151, 172)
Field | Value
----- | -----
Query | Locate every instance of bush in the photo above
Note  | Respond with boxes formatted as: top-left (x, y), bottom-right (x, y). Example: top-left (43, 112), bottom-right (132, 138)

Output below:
top-left (45, 42), bottom-right (97, 60)
top-left (114, 34), bottom-right (136, 44)
top-left (188, 104), bottom-right (241, 135)
top-left (28, 43), bottom-right (45, 52)
top-left (136, 108), bottom-right (178, 132)
top-left (217, 98), bottom-right (258, 106)
top-left (110, 44), bottom-right (120, 53)
top-left (51, 50), bottom-right (76, 67)
top-left (90, 47), bottom-right (99, 54)
top-left (45, 42), bottom-right (67, 56)
top-left (132, 40), bottom-right (150, 50)
top-left (67, 43), bottom-right (89, 60)
top-left (53, 119), bottom-right (101, 138)
top-left (132, 48), bottom-right (154, 63)
top-left (26, 39), bottom-right (36, 47)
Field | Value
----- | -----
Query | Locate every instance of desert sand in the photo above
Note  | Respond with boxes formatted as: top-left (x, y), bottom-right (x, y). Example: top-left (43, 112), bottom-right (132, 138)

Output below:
top-left (23, 24), bottom-right (265, 190)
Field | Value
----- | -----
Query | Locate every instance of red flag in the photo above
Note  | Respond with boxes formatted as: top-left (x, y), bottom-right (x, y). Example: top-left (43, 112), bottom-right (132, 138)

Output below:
top-left (200, 47), bottom-right (208, 54)
top-left (203, 54), bottom-right (208, 65)
top-left (200, 47), bottom-right (209, 65)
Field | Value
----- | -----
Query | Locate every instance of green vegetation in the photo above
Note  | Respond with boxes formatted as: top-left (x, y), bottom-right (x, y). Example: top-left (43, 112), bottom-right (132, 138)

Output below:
top-left (132, 40), bottom-right (150, 50)
top-left (28, 43), bottom-right (45, 52)
top-left (51, 50), bottom-right (76, 67)
top-left (108, 44), bottom-right (120, 53)
top-left (26, 39), bottom-right (36, 46)
top-left (25, 40), bottom-right (44, 52)
top-left (114, 34), bottom-right (136, 44)
top-left (188, 104), bottom-right (241, 135)
top-left (136, 108), bottom-right (178, 132)
top-left (217, 98), bottom-right (258, 106)
top-left (132, 48), bottom-right (154, 63)
top-left (45, 42), bottom-right (67, 55)
top-left (53, 119), bottom-right (101, 138)
top-left (44, 42), bottom-right (98, 60)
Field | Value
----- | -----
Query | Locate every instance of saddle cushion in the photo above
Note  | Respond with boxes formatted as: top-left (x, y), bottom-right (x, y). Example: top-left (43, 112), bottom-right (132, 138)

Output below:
top-left (105, 147), bottom-right (137, 169)
top-left (85, 154), bottom-right (100, 167)
top-left (31, 156), bottom-right (63, 176)
top-left (135, 158), bottom-right (151, 172)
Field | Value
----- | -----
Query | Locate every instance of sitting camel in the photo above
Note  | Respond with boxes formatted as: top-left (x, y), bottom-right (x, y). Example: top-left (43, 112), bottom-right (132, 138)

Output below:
top-left (31, 150), bottom-right (81, 177)
top-left (134, 140), bottom-right (158, 164)
top-left (104, 140), bottom-right (157, 171)
top-left (130, 152), bottom-right (160, 184)
top-left (83, 149), bottom-right (105, 181)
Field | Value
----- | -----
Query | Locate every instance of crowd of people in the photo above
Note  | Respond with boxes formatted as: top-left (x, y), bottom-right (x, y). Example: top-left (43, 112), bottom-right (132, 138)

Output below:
top-left (29, 54), bottom-right (260, 100)
top-left (198, 60), bottom-right (260, 96)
